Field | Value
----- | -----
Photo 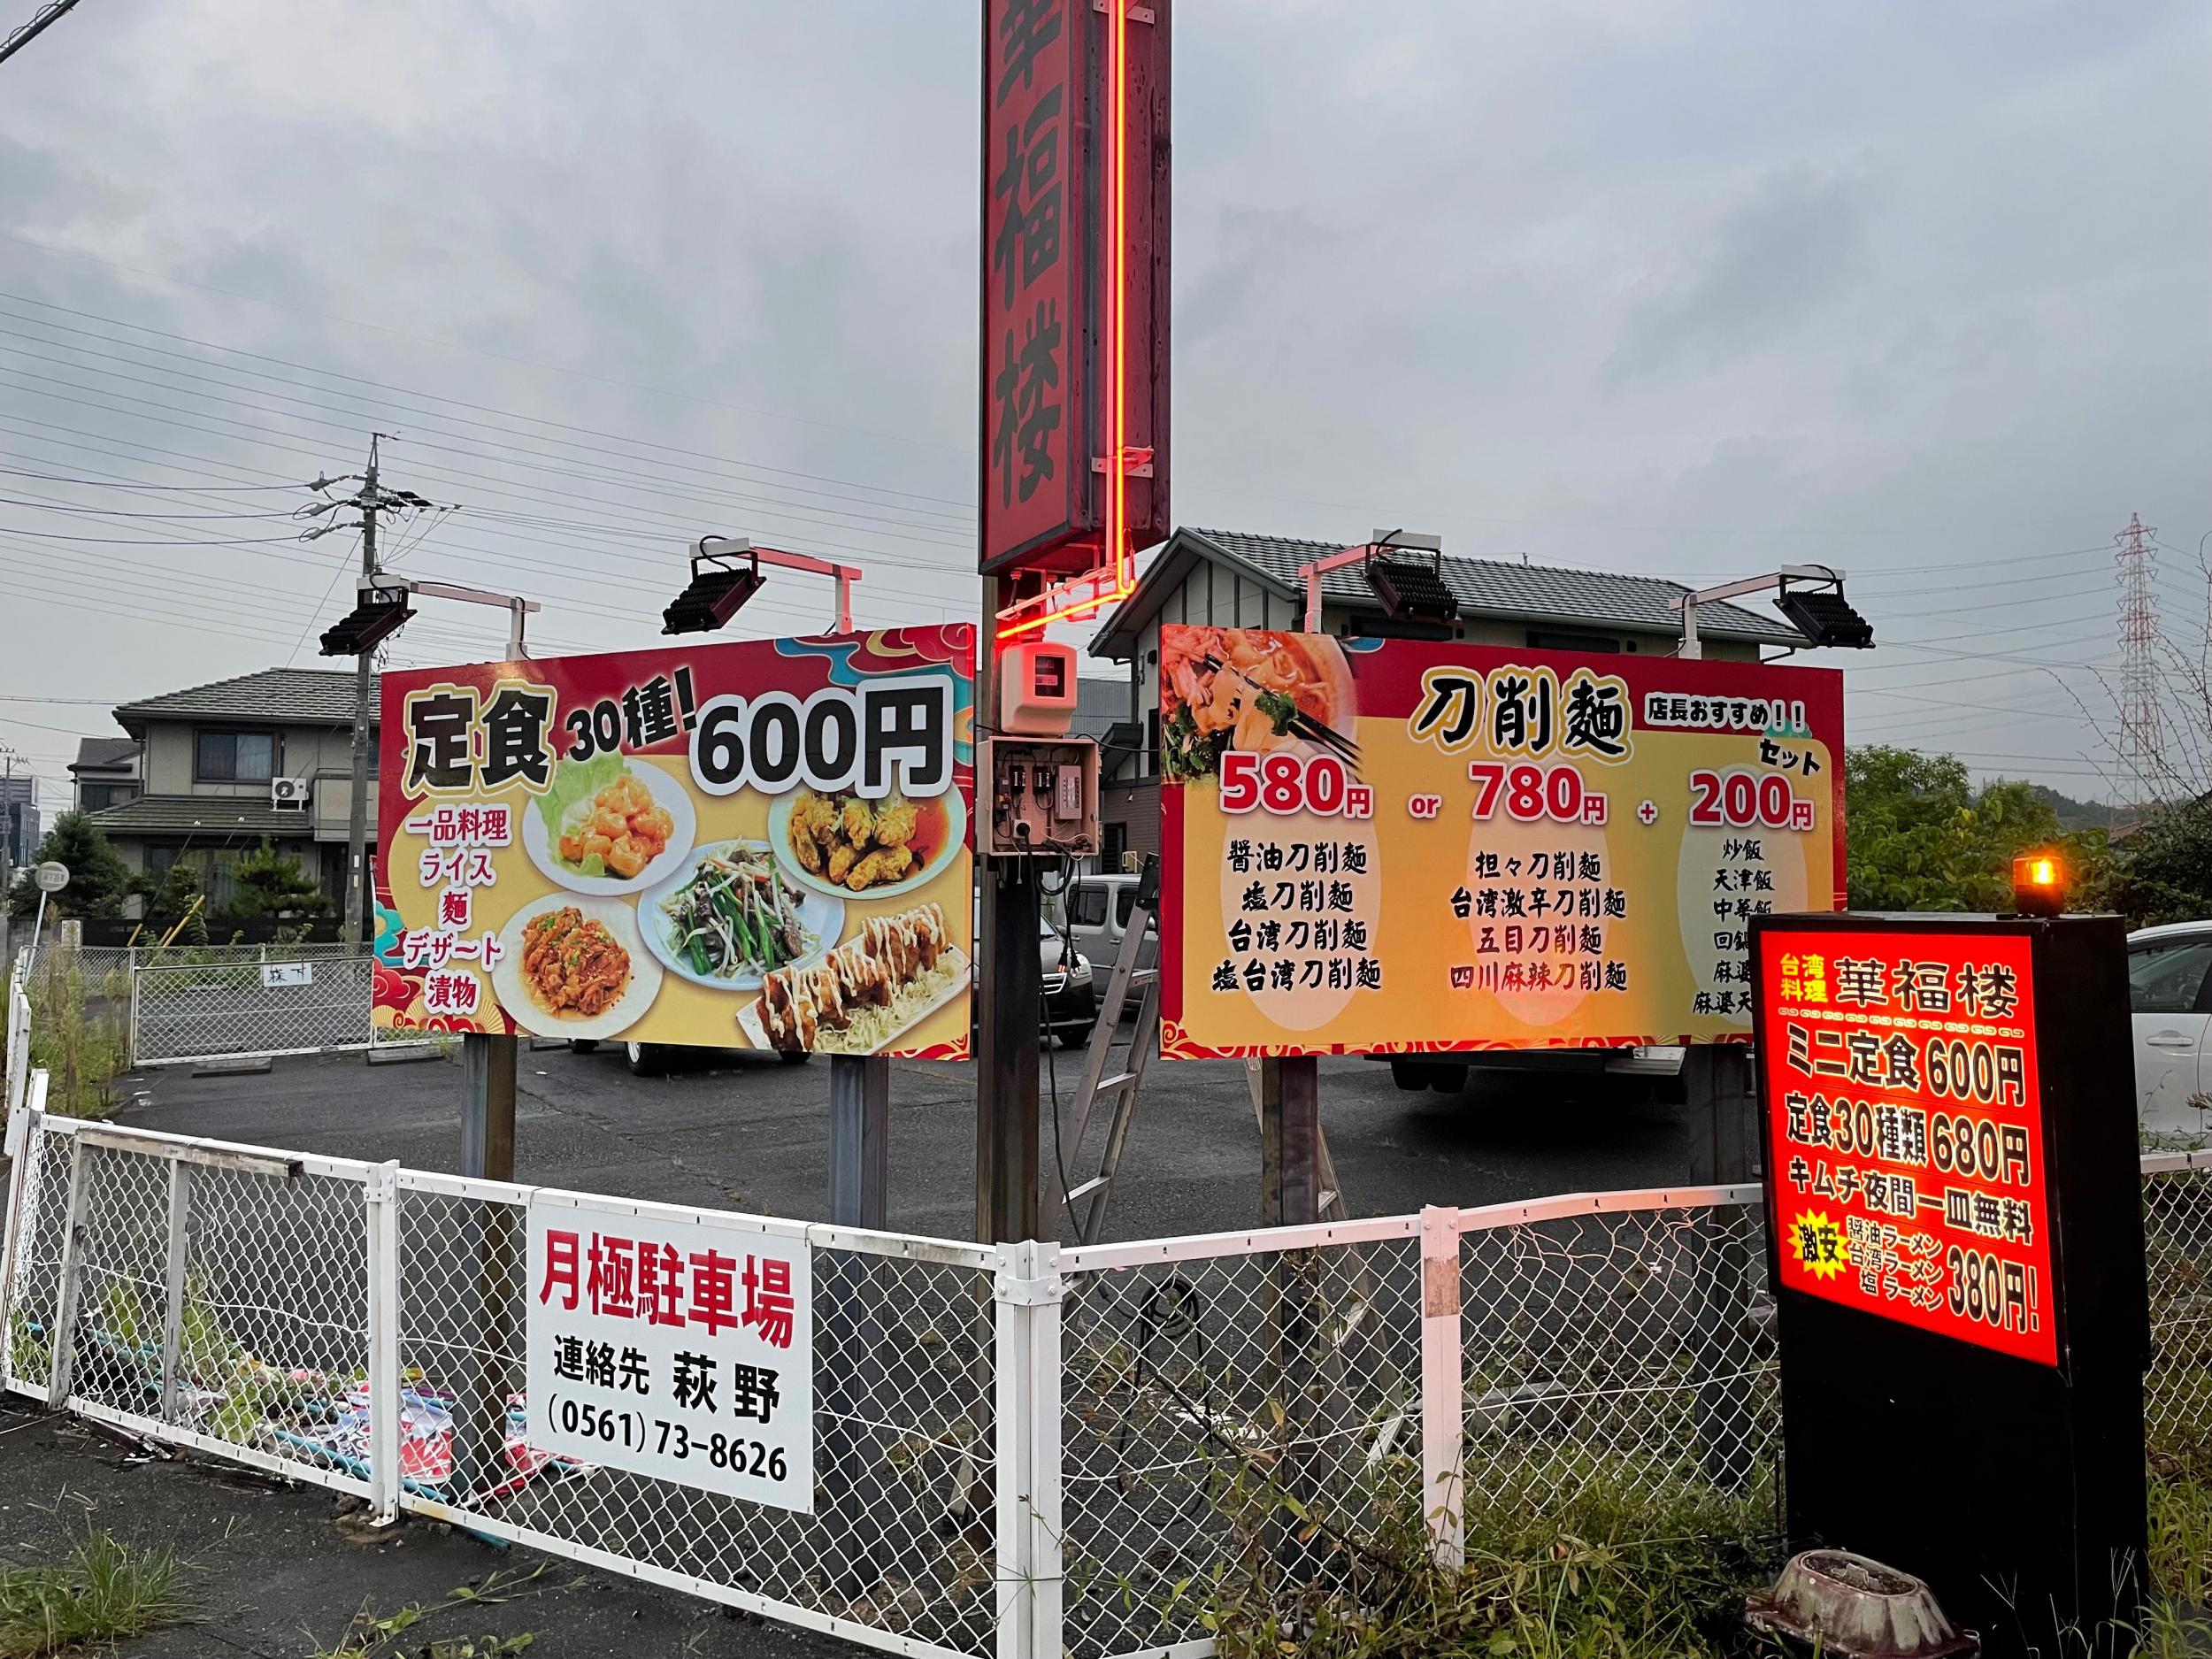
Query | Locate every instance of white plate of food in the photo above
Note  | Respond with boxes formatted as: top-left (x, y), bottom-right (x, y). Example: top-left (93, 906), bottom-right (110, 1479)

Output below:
top-left (735, 901), bottom-right (970, 1055)
top-left (492, 894), bottom-right (663, 1041)
top-left (768, 786), bottom-right (967, 903)
top-left (521, 754), bottom-right (696, 897)
top-left (640, 839), bottom-right (844, 991)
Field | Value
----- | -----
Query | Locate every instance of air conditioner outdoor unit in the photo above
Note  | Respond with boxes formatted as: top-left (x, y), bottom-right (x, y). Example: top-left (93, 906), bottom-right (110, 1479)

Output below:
top-left (271, 778), bottom-right (311, 807)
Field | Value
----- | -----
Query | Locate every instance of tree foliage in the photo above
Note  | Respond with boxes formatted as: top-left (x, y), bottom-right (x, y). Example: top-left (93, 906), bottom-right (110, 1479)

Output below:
top-left (2093, 795), bottom-right (2212, 928)
top-left (1843, 746), bottom-right (2106, 913)
top-left (5, 810), bottom-right (134, 921)
top-left (226, 840), bottom-right (332, 919)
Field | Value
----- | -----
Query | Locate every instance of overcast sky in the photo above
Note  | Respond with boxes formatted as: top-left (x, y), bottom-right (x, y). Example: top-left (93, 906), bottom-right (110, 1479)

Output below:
top-left (0, 0), bottom-right (2206, 807)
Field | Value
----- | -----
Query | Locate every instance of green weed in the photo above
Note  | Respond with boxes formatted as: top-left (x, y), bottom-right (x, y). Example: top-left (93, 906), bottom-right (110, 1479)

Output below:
top-left (306, 1565), bottom-right (548, 1659)
top-left (0, 1513), bottom-right (193, 1657)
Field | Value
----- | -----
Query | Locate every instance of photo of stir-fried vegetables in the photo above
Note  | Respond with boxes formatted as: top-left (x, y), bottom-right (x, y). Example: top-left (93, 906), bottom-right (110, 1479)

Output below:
top-left (649, 840), bottom-right (829, 987)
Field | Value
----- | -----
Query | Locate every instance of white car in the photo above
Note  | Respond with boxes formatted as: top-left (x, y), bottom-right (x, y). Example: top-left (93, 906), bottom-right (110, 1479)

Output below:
top-left (2131, 922), bottom-right (2212, 1136)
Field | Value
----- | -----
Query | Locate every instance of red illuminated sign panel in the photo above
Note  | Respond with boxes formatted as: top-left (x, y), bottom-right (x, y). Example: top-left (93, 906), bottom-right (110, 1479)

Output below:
top-left (979, 0), bottom-right (1169, 584)
top-left (1755, 926), bottom-right (2057, 1367)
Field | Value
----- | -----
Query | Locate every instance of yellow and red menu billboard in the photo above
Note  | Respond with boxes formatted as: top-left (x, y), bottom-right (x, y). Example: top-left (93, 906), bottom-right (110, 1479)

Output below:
top-left (1157, 626), bottom-right (1843, 1057)
top-left (1751, 922), bottom-right (2055, 1366)
top-left (373, 627), bottom-right (975, 1059)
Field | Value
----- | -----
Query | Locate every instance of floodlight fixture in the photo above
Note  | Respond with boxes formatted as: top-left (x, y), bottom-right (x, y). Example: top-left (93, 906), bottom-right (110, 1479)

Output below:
top-left (666, 536), bottom-right (859, 635)
top-left (1776, 582), bottom-right (1875, 651)
top-left (1364, 555), bottom-right (1458, 625)
top-left (664, 539), bottom-right (765, 634)
top-left (1676, 565), bottom-right (1875, 659)
top-left (318, 582), bottom-right (414, 657)
top-left (1297, 529), bottom-right (1453, 633)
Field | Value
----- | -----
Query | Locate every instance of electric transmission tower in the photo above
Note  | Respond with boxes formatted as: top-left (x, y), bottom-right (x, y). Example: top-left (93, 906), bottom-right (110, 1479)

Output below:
top-left (2115, 511), bottom-right (2162, 810)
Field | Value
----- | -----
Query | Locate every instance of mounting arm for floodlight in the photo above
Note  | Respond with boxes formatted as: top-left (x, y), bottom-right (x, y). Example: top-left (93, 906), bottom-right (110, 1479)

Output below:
top-left (1676, 565), bottom-right (1871, 659)
top-left (380, 573), bottom-right (541, 659)
top-left (675, 536), bottom-right (859, 635)
top-left (1294, 529), bottom-right (1448, 632)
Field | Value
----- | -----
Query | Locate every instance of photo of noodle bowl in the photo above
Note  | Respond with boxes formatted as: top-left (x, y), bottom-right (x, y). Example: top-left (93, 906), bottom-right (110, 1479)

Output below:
top-left (1158, 628), bottom-right (1356, 781)
top-left (736, 902), bottom-right (970, 1055)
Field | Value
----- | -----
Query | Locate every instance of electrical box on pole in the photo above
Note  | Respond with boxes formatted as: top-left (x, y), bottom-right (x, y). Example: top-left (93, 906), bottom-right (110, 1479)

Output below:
top-left (1748, 912), bottom-right (2147, 1658)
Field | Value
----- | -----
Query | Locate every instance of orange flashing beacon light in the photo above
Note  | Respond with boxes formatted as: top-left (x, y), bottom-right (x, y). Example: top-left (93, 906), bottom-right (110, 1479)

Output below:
top-left (2012, 851), bottom-right (2067, 918)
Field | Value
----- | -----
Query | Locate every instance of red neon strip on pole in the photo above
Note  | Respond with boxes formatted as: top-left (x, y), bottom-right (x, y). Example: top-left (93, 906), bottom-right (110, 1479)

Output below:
top-left (995, 0), bottom-right (1137, 641)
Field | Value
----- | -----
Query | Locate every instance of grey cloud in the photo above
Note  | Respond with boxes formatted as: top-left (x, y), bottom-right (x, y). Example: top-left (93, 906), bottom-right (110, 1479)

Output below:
top-left (1606, 167), bottom-right (1865, 383)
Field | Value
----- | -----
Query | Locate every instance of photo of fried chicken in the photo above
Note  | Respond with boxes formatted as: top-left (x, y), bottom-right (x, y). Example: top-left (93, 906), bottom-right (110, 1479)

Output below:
top-left (787, 786), bottom-right (925, 892)
top-left (755, 902), bottom-right (959, 1053)
top-left (520, 904), bottom-right (632, 1018)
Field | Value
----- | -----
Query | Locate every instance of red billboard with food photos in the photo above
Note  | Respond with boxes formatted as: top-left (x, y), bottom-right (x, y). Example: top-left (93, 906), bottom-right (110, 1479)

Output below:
top-left (373, 628), bottom-right (975, 1058)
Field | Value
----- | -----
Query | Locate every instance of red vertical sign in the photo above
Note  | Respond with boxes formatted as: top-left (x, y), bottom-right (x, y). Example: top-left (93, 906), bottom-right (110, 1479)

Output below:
top-left (980, 0), bottom-right (1170, 580)
top-left (1755, 926), bottom-right (2058, 1366)
top-left (982, 0), bottom-right (1084, 573)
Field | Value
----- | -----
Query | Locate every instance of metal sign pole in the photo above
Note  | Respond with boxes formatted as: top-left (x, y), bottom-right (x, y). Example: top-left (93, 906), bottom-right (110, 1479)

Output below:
top-left (1257, 1055), bottom-right (1319, 1227)
top-left (828, 1054), bottom-right (890, 1229)
top-left (454, 1030), bottom-right (518, 1500)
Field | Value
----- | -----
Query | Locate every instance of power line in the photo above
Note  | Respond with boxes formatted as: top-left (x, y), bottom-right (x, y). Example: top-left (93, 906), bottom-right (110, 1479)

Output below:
top-left (0, 0), bottom-right (86, 66)
top-left (0, 301), bottom-right (976, 516)
top-left (0, 463), bottom-right (304, 491)
top-left (0, 250), bottom-right (970, 459)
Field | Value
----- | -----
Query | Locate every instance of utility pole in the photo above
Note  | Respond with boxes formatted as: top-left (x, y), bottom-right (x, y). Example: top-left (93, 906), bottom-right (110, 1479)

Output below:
top-left (341, 437), bottom-right (383, 944)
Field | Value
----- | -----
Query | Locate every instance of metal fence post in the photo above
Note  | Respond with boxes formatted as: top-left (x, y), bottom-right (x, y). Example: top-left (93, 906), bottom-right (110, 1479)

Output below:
top-left (994, 1239), bottom-right (1064, 1659)
top-left (159, 1161), bottom-right (191, 1423)
top-left (365, 1161), bottom-right (401, 1524)
top-left (1418, 1205), bottom-right (1465, 1569)
top-left (0, 1077), bottom-right (45, 1394)
top-left (44, 1134), bottom-right (91, 1409)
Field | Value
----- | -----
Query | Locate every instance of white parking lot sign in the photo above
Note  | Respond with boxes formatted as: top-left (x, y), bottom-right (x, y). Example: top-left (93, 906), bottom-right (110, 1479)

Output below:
top-left (525, 1197), bottom-right (813, 1510)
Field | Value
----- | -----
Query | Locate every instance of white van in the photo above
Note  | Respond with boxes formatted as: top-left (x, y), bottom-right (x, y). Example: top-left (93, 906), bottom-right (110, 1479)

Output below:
top-left (1063, 872), bottom-right (1158, 976)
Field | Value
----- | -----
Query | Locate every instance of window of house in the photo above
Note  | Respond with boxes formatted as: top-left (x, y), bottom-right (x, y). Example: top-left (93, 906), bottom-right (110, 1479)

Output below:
top-left (1526, 628), bottom-right (1622, 654)
top-left (1101, 821), bottom-right (1127, 869)
top-left (196, 729), bottom-right (277, 782)
top-left (1145, 710), bottom-right (1160, 776)
top-left (80, 782), bottom-right (138, 810)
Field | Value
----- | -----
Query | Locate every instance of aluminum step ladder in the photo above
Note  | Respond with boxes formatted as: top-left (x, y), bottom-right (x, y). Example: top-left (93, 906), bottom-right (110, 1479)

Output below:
top-left (1044, 856), bottom-right (1163, 1245)
top-left (1045, 856), bottom-right (1356, 1243)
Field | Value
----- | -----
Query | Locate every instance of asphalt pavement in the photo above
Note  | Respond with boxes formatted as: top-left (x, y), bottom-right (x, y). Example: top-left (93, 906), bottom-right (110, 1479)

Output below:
top-left (114, 1041), bottom-right (1698, 1240)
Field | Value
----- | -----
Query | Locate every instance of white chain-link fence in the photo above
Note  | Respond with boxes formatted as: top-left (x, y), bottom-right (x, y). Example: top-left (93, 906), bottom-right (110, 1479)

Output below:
top-left (122, 945), bottom-right (432, 1066)
top-left (3, 1097), bottom-right (2206, 1659)
top-left (14, 941), bottom-right (424, 1068)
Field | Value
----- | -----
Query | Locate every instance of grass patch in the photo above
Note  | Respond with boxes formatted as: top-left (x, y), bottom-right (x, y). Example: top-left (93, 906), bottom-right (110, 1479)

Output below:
top-left (0, 1514), bottom-right (192, 1657)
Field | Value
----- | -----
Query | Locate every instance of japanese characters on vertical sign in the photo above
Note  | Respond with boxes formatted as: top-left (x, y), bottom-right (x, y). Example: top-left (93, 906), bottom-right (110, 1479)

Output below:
top-left (1156, 628), bottom-right (1844, 1056)
top-left (525, 1200), bottom-right (813, 1509)
top-left (979, 0), bottom-right (1170, 578)
top-left (982, 0), bottom-right (1079, 572)
top-left (373, 629), bottom-right (976, 1057)
top-left (1754, 925), bottom-right (2058, 1366)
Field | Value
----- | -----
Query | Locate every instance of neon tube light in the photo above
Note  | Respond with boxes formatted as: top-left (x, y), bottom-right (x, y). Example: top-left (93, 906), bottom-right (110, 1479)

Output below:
top-left (996, 0), bottom-right (1138, 641)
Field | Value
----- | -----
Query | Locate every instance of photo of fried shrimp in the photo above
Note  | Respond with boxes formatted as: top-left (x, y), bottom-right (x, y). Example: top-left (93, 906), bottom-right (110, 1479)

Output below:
top-left (520, 904), bottom-right (632, 1017)
top-left (787, 786), bottom-right (926, 893)
top-left (555, 770), bottom-right (676, 880)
